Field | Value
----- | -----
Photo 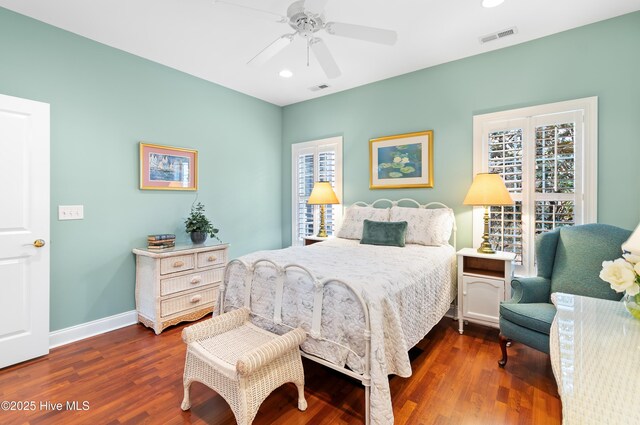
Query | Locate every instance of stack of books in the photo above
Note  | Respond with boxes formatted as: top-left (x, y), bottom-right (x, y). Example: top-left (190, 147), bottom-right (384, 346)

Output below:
top-left (147, 234), bottom-right (176, 250)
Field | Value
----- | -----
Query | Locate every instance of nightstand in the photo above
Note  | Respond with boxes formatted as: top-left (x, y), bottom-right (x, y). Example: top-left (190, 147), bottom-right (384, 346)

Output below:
top-left (457, 248), bottom-right (516, 334)
top-left (303, 236), bottom-right (328, 246)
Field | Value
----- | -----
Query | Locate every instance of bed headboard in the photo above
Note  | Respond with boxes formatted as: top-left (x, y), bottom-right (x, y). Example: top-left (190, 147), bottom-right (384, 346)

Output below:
top-left (350, 198), bottom-right (457, 250)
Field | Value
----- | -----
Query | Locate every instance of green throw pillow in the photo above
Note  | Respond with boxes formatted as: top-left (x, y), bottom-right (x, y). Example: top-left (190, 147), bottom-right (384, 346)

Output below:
top-left (360, 219), bottom-right (408, 247)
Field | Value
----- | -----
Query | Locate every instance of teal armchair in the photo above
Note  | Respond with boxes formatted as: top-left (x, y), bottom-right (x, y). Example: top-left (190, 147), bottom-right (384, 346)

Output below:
top-left (498, 223), bottom-right (631, 367)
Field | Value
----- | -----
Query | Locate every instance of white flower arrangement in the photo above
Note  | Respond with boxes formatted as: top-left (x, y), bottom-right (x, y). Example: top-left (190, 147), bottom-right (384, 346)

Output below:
top-left (600, 253), bottom-right (640, 296)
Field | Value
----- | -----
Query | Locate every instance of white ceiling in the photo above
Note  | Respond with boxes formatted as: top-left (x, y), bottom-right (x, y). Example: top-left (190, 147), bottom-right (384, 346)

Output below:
top-left (1, 0), bottom-right (639, 106)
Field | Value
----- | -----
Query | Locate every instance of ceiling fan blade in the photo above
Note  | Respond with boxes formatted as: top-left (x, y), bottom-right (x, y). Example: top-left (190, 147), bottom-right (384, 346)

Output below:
top-left (247, 34), bottom-right (294, 67)
top-left (214, 0), bottom-right (287, 23)
top-left (304, 0), bottom-right (329, 16)
top-left (325, 22), bottom-right (397, 45)
top-left (310, 38), bottom-right (341, 79)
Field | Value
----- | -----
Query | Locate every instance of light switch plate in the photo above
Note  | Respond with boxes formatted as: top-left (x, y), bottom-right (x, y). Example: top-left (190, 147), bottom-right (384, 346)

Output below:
top-left (58, 205), bottom-right (84, 220)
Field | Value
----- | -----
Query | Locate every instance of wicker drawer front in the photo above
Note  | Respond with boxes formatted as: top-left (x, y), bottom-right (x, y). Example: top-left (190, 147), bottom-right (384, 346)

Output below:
top-left (161, 287), bottom-right (216, 318)
top-left (160, 269), bottom-right (223, 296)
top-left (197, 249), bottom-right (227, 269)
top-left (160, 254), bottom-right (195, 275)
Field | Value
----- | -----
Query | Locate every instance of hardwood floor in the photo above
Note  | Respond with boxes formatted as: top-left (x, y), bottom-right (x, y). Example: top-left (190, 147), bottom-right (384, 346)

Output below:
top-left (0, 318), bottom-right (561, 424)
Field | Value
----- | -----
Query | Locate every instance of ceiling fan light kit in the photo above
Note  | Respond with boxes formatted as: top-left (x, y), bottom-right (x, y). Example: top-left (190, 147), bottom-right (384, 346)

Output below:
top-left (219, 0), bottom-right (398, 79)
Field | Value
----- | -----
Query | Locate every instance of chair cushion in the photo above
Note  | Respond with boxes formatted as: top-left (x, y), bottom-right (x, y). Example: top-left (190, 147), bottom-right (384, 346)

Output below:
top-left (499, 302), bottom-right (556, 335)
top-left (550, 224), bottom-right (631, 301)
top-left (190, 322), bottom-right (279, 380)
top-left (499, 318), bottom-right (550, 354)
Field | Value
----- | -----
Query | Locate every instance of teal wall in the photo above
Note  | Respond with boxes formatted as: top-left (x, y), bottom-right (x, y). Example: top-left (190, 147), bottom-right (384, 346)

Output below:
top-left (0, 8), bottom-right (283, 331)
top-left (2, 7), bottom-right (639, 332)
top-left (281, 11), bottom-right (640, 248)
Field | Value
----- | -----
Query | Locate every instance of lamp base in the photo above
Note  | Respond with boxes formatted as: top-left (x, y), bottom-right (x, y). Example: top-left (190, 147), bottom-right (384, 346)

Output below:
top-left (316, 204), bottom-right (328, 238)
top-left (477, 243), bottom-right (496, 255)
top-left (478, 205), bottom-right (496, 255)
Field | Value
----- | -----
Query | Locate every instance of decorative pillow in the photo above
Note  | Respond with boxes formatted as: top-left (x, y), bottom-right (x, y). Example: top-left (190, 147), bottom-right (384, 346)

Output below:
top-left (360, 220), bottom-right (408, 247)
top-left (389, 206), bottom-right (454, 246)
top-left (336, 205), bottom-right (390, 240)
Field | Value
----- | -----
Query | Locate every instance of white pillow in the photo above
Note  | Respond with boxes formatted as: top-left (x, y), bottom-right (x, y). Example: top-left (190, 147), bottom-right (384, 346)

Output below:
top-left (337, 205), bottom-right (390, 240)
top-left (389, 206), bottom-right (454, 246)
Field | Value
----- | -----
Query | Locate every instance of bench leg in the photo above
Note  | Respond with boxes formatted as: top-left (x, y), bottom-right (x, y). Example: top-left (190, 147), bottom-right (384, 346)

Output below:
top-left (181, 379), bottom-right (192, 410)
top-left (295, 381), bottom-right (307, 411)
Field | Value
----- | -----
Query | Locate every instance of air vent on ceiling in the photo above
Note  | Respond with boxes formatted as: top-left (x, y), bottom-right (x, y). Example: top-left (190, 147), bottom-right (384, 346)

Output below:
top-left (309, 84), bottom-right (330, 92)
top-left (479, 26), bottom-right (518, 44)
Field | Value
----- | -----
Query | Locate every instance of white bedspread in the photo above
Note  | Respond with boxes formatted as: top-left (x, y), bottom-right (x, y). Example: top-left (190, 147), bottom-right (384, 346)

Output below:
top-left (222, 238), bottom-right (456, 424)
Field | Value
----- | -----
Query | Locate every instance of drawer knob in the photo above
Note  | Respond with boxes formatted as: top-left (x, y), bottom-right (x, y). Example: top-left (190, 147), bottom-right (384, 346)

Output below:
top-left (173, 260), bottom-right (185, 268)
top-left (190, 276), bottom-right (202, 284)
top-left (208, 255), bottom-right (217, 262)
top-left (190, 295), bottom-right (202, 303)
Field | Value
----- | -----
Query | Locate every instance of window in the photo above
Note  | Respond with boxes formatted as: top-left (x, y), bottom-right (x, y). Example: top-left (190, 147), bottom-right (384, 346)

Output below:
top-left (472, 97), bottom-right (597, 275)
top-left (291, 136), bottom-right (343, 245)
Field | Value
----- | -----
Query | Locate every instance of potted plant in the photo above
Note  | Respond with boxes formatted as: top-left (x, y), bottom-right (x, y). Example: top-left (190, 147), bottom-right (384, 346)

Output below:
top-left (185, 202), bottom-right (221, 244)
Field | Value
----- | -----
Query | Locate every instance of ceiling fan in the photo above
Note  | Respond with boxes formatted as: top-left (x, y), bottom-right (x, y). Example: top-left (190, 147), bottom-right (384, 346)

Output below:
top-left (214, 0), bottom-right (398, 79)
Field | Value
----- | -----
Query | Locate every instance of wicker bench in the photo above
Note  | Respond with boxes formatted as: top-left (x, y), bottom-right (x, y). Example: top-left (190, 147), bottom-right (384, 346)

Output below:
top-left (181, 307), bottom-right (307, 425)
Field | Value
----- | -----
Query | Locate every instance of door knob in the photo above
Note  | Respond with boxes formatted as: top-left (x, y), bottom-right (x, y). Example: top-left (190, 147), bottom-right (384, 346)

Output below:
top-left (33, 239), bottom-right (46, 248)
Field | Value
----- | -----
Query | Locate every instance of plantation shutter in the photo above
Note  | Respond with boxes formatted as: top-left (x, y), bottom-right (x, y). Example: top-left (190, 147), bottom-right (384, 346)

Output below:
top-left (531, 111), bottom-right (582, 237)
top-left (474, 100), bottom-right (595, 276)
top-left (296, 151), bottom-right (315, 240)
top-left (318, 149), bottom-right (337, 235)
top-left (487, 126), bottom-right (525, 266)
top-left (291, 137), bottom-right (343, 245)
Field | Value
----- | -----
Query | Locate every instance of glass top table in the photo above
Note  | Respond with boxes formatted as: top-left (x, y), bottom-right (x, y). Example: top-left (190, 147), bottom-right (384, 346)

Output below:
top-left (550, 293), bottom-right (640, 425)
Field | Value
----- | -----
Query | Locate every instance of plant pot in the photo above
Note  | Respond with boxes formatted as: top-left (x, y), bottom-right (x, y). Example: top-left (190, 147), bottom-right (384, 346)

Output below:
top-left (190, 231), bottom-right (207, 244)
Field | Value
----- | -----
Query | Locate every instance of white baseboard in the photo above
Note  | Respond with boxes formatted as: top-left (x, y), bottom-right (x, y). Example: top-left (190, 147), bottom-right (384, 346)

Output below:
top-left (49, 310), bottom-right (138, 349)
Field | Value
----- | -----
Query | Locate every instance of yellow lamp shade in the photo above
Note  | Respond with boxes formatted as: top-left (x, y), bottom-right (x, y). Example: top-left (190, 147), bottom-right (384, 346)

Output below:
top-left (463, 173), bottom-right (514, 206)
top-left (307, 181), bottom-right (339, 205)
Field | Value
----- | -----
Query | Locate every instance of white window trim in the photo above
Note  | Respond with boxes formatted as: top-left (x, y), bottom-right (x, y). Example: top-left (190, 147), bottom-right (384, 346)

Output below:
top-left (291, 136), bottom-right (343, 246)
top-left (472, 97), bottom-right (597, 275)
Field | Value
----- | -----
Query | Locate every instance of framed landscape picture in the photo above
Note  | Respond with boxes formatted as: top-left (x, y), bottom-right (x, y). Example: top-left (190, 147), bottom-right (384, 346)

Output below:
top-left (139, 142), bottom-right (198, 190)
top-left (369, 130), bottom-right (433, 189)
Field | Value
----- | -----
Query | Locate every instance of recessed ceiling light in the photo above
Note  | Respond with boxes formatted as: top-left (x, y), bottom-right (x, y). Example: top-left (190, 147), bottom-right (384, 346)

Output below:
top-left (482, 0), bottom-right (505, 8)
top-left (279, 69), bottom-right (293, 78)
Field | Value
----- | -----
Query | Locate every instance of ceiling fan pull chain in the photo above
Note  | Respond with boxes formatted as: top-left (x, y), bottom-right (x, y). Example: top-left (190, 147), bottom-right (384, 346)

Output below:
top-left (307, 38), bottom-right (310, 67)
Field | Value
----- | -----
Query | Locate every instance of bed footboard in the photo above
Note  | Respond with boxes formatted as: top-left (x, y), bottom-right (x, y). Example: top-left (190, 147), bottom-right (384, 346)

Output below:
top-left (220, 258), bottom-right (373, 424)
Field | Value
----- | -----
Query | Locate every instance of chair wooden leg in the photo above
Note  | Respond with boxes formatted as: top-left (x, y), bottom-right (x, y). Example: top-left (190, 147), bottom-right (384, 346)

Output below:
top-left (498, 334), bottom-right (509, 368)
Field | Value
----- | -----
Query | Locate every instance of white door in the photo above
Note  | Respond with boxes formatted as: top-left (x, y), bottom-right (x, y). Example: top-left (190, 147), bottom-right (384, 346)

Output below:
top-left (0, 93), bottom-right (50, 369)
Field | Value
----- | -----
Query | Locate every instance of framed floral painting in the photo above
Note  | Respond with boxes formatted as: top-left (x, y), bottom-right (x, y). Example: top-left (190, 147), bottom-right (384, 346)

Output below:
top-left (139, 142), bottom-right (198, 190)
top-left (369, 130), bottom-right (433, 189)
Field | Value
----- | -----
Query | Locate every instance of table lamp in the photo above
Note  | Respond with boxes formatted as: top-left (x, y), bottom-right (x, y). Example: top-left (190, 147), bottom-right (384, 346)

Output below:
top-left (307, 181), bottom-right (340, 238)
top-left (463, 173), bottom-right (514, 254)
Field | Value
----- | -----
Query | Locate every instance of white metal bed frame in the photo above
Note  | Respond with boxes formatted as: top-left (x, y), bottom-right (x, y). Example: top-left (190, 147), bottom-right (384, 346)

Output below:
top-left (218, 198), bottom-right (457, 424)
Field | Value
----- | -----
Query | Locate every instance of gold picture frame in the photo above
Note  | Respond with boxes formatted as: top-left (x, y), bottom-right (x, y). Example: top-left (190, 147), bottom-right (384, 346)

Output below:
top-left (369, 130), bottom-right (434, 189)
top-left (139, 142), bottom-right (198, 190)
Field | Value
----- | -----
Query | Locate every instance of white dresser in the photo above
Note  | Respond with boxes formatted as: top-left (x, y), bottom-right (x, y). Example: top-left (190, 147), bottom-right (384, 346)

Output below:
top-left (550, 293), bottom-right (640, 424)
top-left (132, 242), bottom-right (229, 334)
